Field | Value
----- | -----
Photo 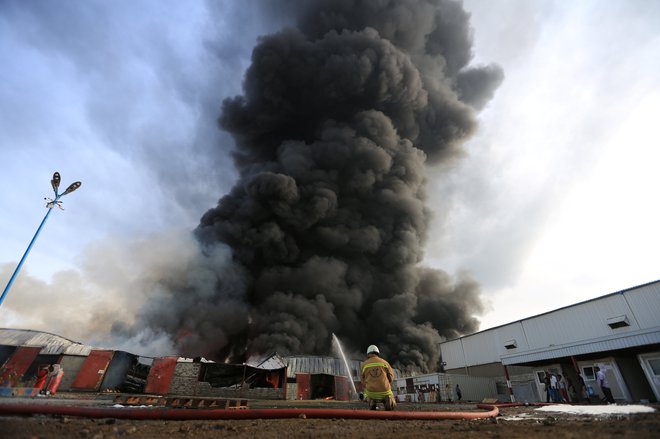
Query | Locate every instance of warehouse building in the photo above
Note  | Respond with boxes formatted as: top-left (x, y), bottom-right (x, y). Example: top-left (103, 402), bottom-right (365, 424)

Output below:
top-left (283, 355), bottom-right (361, 400)
top-left (439, 280), bottom-right (660, 403)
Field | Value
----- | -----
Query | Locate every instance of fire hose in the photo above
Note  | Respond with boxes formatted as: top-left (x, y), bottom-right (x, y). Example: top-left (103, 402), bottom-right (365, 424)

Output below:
top-left (0, 403), bottom-right (501, 421)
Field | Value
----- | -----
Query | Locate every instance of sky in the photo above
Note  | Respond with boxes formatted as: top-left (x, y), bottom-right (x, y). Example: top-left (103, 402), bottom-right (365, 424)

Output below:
top-left (0, 0), bottom-right (658, 349)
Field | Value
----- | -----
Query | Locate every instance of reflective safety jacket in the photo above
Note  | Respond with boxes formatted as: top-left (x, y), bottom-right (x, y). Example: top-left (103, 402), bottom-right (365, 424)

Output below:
top-left (361, 354), bottom-right (394, 399)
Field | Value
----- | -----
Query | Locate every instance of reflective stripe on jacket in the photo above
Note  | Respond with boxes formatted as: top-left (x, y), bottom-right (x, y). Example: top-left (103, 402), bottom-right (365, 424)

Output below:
top-left (361, 355), bottom-right (394, 399)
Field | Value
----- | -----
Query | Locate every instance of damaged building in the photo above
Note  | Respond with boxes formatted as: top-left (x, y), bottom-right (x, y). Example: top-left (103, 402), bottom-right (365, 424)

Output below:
top-left (283, 355), bottom-right (361, 401)
top-left (0, 330), bottom-right (352, 400)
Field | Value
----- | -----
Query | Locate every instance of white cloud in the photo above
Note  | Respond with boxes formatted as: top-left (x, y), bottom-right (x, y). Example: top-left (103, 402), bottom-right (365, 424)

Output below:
top-left (428, 0), bottom-right (660, 329)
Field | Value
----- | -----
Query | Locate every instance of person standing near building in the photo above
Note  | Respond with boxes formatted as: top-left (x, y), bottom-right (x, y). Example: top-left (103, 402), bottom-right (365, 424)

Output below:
top-left (361, 345), bottom-right (396, 411)
top-left (577, 372), bottom-right (589, 403)
top-left (455, 384), bottom-right (462, 401)
top-left (595, 366), bottom-right (615, 404)
top-left (544, 372), bottom-right (552, 403)
top-left (550, 373), bottom-right (560, 402)
top-left (558, 374), bottom-right (569, 402)
top-left (566, 376), bottom-right (577, 402)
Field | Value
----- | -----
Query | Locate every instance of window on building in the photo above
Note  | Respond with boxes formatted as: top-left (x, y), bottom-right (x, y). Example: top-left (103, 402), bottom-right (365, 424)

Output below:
top-left (606, 315), bottom-right (630, 329)
top-left (649, 359), bottom-right (660, 375)
top-left (583, 366), bottom-right (595, 380)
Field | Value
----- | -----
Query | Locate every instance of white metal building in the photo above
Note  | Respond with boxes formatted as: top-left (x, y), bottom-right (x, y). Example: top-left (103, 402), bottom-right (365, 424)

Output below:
top-left (392, 372), bottom-right (497, 403)
top-left (439, 280), bottom-right (660, 403)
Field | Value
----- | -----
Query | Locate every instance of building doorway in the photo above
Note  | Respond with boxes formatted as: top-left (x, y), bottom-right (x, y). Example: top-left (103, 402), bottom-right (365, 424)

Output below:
top-left (638, 352), bottom-right (660, 402)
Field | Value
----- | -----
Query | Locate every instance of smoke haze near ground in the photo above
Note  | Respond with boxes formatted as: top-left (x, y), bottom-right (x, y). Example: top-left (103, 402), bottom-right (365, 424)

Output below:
top-left (119, 0), bottom-right (502, 372)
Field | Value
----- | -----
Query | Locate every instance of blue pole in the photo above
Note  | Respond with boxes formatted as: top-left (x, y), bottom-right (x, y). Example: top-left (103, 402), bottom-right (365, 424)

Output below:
top-left (0, 201), bottom-right (57, 307)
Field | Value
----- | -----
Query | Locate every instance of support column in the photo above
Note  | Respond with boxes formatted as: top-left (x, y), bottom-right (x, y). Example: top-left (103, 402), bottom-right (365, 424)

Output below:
top-left (503, 365), bottom-right (516, 402)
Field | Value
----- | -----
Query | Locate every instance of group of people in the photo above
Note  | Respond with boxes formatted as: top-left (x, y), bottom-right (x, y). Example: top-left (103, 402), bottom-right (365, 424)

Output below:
top-left (412, 383), bottom-right (462, 403)
top-left (543, 366), bottom-right (615, 404)
top-left (543, 371), bottom-right (574, 403)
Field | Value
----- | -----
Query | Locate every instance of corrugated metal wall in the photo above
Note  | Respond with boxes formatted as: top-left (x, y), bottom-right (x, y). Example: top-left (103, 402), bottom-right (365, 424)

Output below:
top-left (441, 281), bottom-right (660, 368)
top-left (522, 294), bottom-right (636, 349)
top-left (623, 282), bottom-right (660, 328)
top-left (334, 375), bottom-right (351, 401)
top-left (284, 356), bottom-right (361, 382)
top-left (440, 340), bottom-right (465, 371)
top-left (392, 373), bottom-right (497, 402)
top-left (100, 351), bottom-right (138, 391)
top-left (70, 350), bottom-right (114, 391)
top-left (296, 373), bottom-right (311, 400)
top-left (144, 357), bottom-right (178, 395)
top-left (0, 346), bottom-right (41, 385)
top-left (444, 322), bottom-right (530, 369)
top-left (57, 355), bottom-right (88, 392)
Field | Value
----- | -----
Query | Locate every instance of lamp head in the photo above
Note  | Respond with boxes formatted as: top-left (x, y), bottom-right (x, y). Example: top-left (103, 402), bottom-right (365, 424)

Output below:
top-left (61, 181), bottom-right (82, 196)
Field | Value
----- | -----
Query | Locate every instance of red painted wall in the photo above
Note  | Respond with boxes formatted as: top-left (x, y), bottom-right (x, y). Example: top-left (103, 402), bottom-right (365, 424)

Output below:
top-left (144, 357), bottom-right (178, 395)
top-left (296, 373), bottom-right (311, 400)
top-left (334, 375), bottom-right (350, 401)
top-left (70, 350), bottom-right (114, 391)
top-left (0, 346), bottom-right (41, 385)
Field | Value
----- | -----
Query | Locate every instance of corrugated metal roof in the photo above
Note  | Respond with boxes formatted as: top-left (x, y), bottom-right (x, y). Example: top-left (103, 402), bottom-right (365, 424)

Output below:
top-left (501, 327), bottom-right (660, 365)
top-left (251, 352), bottom-right (288, 369)
top-left (283, 355), bottom-right (362, 379)
top-left (0, 328), bottom-right (94, 356)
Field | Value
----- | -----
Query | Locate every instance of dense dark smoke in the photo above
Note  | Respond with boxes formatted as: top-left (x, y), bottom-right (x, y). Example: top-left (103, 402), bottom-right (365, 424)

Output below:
top-left (133, 0), bottom-right (502, 372)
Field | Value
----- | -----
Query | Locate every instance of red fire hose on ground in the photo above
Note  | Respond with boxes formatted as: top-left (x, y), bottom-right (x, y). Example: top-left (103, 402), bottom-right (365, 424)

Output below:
top-left (0, 403), bottom-right (500, 421)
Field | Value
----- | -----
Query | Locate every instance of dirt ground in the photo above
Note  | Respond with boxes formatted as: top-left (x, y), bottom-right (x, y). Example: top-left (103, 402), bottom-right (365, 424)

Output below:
top-left (0, 397), bottom-right (658, 439)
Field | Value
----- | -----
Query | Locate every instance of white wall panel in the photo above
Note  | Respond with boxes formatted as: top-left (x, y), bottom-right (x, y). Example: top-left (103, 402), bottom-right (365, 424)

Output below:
top-left (522, 294), bottom-right (637, 349)
top-left (439, 281), bottom-right (660, 368)
top-left (623, 282), bottom-right (660, 329)
top-left (462, 330), bottom-right (500, 365)
top-left (440, 339), bottom-right (466, 370)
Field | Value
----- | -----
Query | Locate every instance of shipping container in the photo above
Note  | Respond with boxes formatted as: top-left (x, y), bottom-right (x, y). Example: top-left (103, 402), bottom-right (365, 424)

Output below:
top-left (0, 346), bottom-right (41, 385)
top-left (70, 350), bottom-right (114, 391)
top-left (144, 357), bottom-right (178, 395)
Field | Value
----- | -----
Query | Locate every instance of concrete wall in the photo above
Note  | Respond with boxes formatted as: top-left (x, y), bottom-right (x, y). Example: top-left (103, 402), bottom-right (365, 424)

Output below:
top-left (168, 362), bottom-right (285, 399)
top-left (168, 362), bottom-right (201, 396)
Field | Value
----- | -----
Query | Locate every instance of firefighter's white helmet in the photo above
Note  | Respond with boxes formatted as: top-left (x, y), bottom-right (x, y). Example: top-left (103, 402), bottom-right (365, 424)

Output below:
top-left (366, 344), bottom-right (380, 355)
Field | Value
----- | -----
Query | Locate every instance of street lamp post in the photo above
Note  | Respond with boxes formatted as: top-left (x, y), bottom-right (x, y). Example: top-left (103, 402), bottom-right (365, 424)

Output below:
top-left (0, 172), bottom-right (81, 308)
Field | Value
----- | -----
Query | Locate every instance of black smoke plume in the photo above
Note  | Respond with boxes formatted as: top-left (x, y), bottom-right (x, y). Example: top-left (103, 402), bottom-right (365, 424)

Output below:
top-left (133, 0), bottom-right (502, 372)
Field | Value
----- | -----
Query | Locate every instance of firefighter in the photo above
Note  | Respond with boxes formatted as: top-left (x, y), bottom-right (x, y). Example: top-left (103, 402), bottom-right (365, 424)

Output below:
top-left (361, 345), bottom-right (396, 411)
